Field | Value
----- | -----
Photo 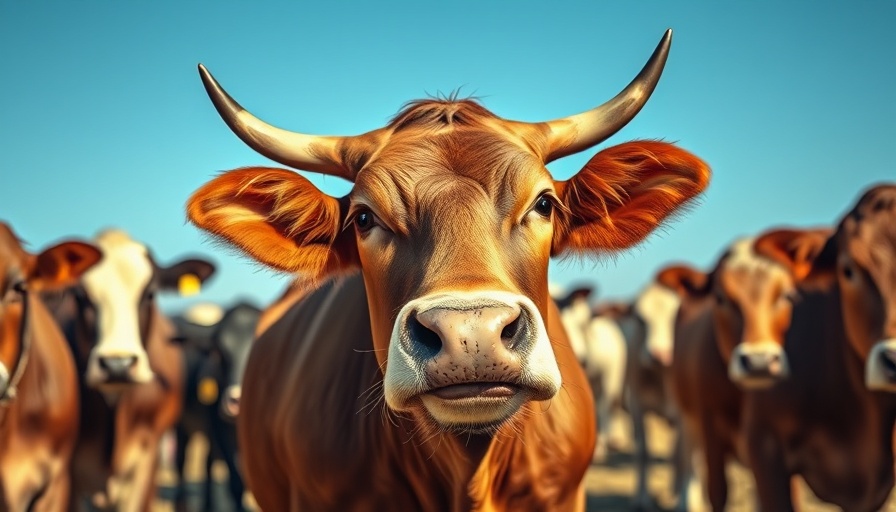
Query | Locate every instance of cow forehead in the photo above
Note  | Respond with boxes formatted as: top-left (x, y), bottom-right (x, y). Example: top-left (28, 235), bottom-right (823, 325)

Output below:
top-left (82, 230), bottom-right (153, 300)
top-left (634, 282), bottom-right (679, 323)
top-left (355, 130), bottom-right (550, 210)
top-left (719, 237), bottom-right (789, 296)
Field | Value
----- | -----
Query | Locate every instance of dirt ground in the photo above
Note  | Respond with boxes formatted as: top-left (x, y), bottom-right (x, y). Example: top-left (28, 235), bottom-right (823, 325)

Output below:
top-left (154, 415), bottom-right (896, 511)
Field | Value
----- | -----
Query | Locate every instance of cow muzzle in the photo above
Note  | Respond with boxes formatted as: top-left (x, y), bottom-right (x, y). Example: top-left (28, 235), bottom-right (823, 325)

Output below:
top-left (220, 385), bottom-right (241, 419)
top-left (866, 339), bottom-right (896, 391)
top-left (728, 341), bottom-right (789, 389)
top-left (86, 347), bottom-right (154, 388)
top-left (384, 291), bottom-right (561, 432)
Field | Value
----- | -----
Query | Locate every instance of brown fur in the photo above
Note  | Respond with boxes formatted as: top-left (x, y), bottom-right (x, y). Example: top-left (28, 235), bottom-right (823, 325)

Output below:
top-left (0, 223), bottom-right (101, 511)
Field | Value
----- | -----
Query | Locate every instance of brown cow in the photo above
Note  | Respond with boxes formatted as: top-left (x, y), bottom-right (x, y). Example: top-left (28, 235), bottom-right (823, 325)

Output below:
top-left (758, 184), bottom-right (896, 393)
top-left (188, 30), bottom-right (711, 511)
top-left (46, 229), bottom-right (215, 512)
top-left (0, 223), bottom-right (100, 511)
top-left (667, 216), bottom-right (896, 511)
top-left (660, 252), bottom-right (748, 512)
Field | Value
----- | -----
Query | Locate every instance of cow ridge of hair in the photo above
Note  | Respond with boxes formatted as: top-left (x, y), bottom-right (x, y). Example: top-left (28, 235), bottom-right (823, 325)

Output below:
top-left (558, 140), bottom-right (711, 255)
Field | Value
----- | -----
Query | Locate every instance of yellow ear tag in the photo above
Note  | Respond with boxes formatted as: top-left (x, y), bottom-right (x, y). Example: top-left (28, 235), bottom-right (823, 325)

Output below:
top-left (178, 274), bottom-right (201, 297)
top-left (198, 378), bottom-right (218, 405)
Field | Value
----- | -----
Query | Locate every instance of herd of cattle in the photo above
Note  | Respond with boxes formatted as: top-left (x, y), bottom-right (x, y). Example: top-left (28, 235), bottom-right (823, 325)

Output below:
top-left (1, 28), bottom-right (894, 512)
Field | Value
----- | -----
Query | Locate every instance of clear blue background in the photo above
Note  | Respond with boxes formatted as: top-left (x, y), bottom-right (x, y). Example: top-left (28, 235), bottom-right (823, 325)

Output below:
top-left (2, 1), bottom-right (893, 312)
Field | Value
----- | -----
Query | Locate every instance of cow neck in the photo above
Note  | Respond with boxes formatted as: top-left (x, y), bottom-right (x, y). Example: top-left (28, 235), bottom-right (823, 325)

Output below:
top-left (0, 287), bottom-right (32, 406)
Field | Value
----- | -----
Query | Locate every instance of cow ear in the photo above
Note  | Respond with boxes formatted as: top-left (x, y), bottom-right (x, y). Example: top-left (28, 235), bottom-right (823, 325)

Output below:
top-left (753, 227), bottom-right (835, 283)
top-left (656, 264), bottom-right (710, 298)
top-left (552, 141), bottom-right (710, 254)
top-left (158, 258), bottom-right (217, 295)
top-left (29, 241), bottom-right (102, 291)
top-left (187, 167), bottom-right (357, 282)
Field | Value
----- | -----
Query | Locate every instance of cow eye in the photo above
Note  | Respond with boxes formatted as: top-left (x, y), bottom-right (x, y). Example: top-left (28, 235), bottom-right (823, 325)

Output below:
top-left (355, 210), bottom-right (375, 232)
top-left (841, 264), bottom-right (855, 280)
top-left (533, 196), bottom-right (553, 217)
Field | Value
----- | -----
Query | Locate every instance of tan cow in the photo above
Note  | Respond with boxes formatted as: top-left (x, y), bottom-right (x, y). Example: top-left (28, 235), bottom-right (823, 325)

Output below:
top-left (188, 30), bottom-right (711, 511)
top-left (0, 222), bottom-right (101, 511)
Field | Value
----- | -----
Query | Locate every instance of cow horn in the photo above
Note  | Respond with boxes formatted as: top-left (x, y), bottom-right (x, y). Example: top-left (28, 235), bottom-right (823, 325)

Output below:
top-left (542, 29), bottom-right (672, 163)
top-left (197, 64), bottom-right (355, 181)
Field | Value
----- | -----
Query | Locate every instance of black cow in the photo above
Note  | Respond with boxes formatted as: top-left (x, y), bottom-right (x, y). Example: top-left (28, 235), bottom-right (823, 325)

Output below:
top-left (171, 301), bottom-right (261, 512)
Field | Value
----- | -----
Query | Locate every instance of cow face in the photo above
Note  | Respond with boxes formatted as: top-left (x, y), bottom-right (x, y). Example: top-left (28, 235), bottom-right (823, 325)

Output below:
top-left (188, 31), bottom-right (711, 434)
top-left (0, 223), bottom-right (101, 399)
top-left (792, 185), bottom-right (896, 391)
top-left (71, 230), bottom-right (215, 390)
top-left (632, 281), bottom-right (680, 367)
top-left (711, 238), bottom-right (803, 389)
top-left (214, 302), bottom-right (261, 419)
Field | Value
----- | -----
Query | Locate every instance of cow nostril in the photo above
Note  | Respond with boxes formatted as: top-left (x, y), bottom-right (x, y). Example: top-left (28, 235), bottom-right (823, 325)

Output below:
top-left (739, 354), bottom-right (752, 372)
top-left (500, 313), bottom-right (523, 347)
top-left (408, 314), bottom-right (442, 357)
top-left (99, 356), bottom-right (137, 375)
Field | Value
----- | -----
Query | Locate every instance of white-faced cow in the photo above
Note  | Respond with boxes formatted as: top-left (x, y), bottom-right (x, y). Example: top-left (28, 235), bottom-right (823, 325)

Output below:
top-left (47, 229), bottom-right (215, 511)
top-left (187, 30), bottom-right (710, 511)
top-left (0, 222), bottom-right (101, 511)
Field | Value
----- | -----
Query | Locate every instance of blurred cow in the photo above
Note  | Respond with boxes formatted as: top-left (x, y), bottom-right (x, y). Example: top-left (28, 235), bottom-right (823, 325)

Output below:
top-left (554, 286), bottom-right (628, 462)
top-left (667, 208), bottom-right (896, 511)
top-left (171, 301), bottom-right (261, 512)
top-left (47, 229), bottom-right (215, 511)
top-left (0, 223), bottom-right (101, 510)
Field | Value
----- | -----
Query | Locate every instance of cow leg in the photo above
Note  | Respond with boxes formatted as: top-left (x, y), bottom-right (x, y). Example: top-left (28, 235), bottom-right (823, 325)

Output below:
top-left (629, 389), bottom-right (654, 511)
top-left (113, 431), bottom-right (162, 512)
top-left (213, 425), bottom-right (246, 512)
top-left (746, 428), bottom-right (794, 512)
top-left (30, 460), bottom-right (70, 512)
top-left (174, 427), bottom-right (190, 512)
top-left (202, 439), bottom-right (215, 512)
top-left (702, 430), bottom-right (728, 512)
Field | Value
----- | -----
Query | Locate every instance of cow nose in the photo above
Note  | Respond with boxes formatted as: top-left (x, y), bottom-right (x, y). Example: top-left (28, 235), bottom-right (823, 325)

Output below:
top-left (738, 351), bottom-right (783, 376)
top-left (878, 348), bottom-right (896, 380)
top-left (410, 304), bottom-right (524, 359)
top-left (222, 386), bottom-right (241, 418)
top-left (98, 356), bottom-right (137, 380)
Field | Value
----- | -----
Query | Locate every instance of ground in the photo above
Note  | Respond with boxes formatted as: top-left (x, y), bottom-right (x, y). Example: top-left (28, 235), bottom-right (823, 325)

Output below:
top-left (153, 414), bottom-right (896, 511)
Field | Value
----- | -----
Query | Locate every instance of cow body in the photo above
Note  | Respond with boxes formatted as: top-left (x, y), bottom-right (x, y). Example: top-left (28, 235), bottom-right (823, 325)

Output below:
top-left (0, 223), bottom-right (100, 512)
top-left (666, 273), bottom-right (744, 512)
top-left (45, 230), bottom-right (214, 512)
top-left (244, 275), bottom-right (593, 510)
top-left (188, 30), bottom-right (709, 511)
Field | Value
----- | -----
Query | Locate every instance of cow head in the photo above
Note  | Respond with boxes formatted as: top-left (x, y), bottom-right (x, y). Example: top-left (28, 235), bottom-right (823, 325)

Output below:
top-left (70, 229), bottom-right (216, 391)
top-left (769, 185), bottom-right (896, 391)
top-left (632, 279), bottom-right (681, 367)
top-left (214, 302), bottom-right (261, 419)
top-left (188, 31), bottom-right (710, 435)
top-left (0, 223), bottom-right (101, 400)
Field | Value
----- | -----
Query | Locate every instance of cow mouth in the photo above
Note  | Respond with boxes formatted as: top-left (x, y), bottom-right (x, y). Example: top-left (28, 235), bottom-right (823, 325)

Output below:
top-left (428, 382), bottom-right (519, 400)
top-left (419, 382), bottom-right (527, 433)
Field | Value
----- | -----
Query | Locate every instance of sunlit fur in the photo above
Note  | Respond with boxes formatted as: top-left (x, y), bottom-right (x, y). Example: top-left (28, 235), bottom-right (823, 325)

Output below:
top-left (555, 141), bottom-right (711, 254)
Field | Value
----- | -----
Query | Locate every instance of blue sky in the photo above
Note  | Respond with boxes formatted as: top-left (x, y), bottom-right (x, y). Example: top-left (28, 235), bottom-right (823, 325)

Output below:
top-left (1, 1), bottom-right (893, 312)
